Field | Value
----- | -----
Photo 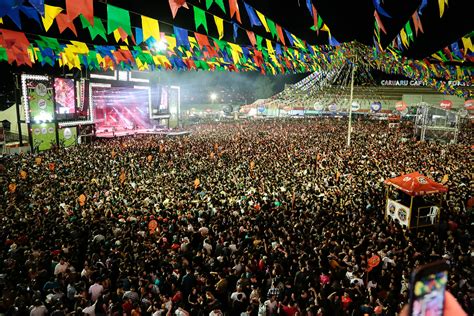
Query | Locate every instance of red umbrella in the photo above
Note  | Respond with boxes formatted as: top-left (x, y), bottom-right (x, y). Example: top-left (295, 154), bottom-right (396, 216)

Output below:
top-left (384, 172), bottom-right (448, 196)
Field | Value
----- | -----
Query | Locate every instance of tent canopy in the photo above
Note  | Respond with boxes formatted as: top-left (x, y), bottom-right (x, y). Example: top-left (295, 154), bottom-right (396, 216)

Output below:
top-left (384, 172), bottom-right (448, 196)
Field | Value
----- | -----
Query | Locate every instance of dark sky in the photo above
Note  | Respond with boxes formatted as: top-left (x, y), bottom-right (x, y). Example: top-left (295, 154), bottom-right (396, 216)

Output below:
top-left (105, 0), bottom-right (473, 59)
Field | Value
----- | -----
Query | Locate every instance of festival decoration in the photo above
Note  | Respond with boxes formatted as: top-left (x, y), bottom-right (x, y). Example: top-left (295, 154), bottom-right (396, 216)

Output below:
top-left (228, 0), bottom-right (241, 23)
top-left (141, 15), bottom-right (160, 42)
top-left (168, 0), bottom-right (189, 18)
top-left (65, 0), bottom-right (93, 25)
top-left (194, 6), bottom-right (208, 34)
top-left (0, 0), bottom-right (471, 99)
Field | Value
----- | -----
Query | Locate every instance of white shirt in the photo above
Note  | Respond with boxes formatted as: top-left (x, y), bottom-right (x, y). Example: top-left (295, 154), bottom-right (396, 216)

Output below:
top-left (54, 262), bottom-right (68, 275)
top-left (89, 283), bottom-right (104, 302)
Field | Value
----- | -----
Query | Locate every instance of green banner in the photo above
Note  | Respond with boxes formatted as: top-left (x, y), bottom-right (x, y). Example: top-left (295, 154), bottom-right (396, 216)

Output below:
top-left (27, 79), bottom-right (55, 123)
top-left (58, 127), bottom-right (77, 148)
top-left (31, 123), bottom-right (56, 151)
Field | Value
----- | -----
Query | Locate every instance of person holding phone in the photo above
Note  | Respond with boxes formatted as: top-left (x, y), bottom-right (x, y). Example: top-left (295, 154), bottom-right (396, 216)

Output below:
top-left (400, 261), bottom-right (467, 316)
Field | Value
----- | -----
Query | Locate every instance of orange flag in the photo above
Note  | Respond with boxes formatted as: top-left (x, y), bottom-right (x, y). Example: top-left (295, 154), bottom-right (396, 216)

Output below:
top-left (229, 0), bottom-right (241, 23)
top-left (214, 143), bottom-right (218, 152)
top-left (19, 170), bottom-right (27, 180)
top-left (210, 152), bottom-right (215, 159)
top-left (194, 178), bottom-right (200, 189)
top-left (119, 170), bottom-right (126, 184)
top-left (49, 163), bottom-right (55, 172)
top-left (147, 155), bottom-right (153, 162)
top-left (35, 157), bottom-right (42, 165)
top-left (8, 183), bottom-right (17, 193)
top-left (111, 149), bottom-right (116, 158)
top-left (78, 194), bottom-right (86, 206)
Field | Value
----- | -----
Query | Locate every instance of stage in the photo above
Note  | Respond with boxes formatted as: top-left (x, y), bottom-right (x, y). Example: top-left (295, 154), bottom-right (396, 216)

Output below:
top-left (96, 128), bottom-right (191, 138)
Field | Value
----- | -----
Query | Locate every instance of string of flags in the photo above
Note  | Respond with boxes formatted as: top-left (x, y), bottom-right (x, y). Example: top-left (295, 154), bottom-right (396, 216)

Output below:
top-left (0, 0), bottom-right (472, 98)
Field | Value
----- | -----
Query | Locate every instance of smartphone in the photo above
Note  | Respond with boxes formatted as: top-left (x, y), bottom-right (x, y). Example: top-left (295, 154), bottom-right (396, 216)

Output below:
top-left (408, 260), bottom-right (449, 316)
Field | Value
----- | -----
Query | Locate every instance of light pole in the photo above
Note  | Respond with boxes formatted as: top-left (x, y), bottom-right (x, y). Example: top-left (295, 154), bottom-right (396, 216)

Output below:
top-left (347, 59), bottom-right (356, 147)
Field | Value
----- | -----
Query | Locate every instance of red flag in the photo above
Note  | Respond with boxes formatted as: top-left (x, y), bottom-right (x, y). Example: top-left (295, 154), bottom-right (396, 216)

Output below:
top-left (229, 0), bottom-right (241, 23)
top-left (56, 13), bottom-right (78, 36)
top-left (195, 32), bottom-right (211, 49)
top-left (169, 0), bottom-right (189, 18)
top-left (246, 30), bottom-right (256, 46)
top-left (275, 24), bottom-right (286, 46)
top-left (0, 29), bottom-right (32, 66)
top-left (374, 10), bottom-right (387, 34)
top-left (66, 0), bottom-right (93, 25)
top-left (49, 163), bottom-right (55, 172)
top-left (312, 5), bottom-right (318, 35)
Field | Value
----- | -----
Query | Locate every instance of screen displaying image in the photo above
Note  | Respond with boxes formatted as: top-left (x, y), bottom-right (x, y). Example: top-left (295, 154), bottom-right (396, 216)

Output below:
top-left (54, 78), bottom-right (75, 114)
top-left (412, 271), bottom-right (447, 316)
top-left (92, 86), bottom-right (152, 131)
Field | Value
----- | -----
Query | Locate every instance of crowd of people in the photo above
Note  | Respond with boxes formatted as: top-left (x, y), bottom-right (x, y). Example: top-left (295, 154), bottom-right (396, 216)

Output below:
top-left (0, 119), bottom-right (472, 316)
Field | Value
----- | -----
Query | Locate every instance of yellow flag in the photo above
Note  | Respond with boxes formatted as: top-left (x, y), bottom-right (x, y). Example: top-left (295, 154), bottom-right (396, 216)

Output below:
top-left (255, 10), bottom-right (270, 33)
top-left (400, 28), bottom-right (409, 47)
top-left (141, 15), bottom-right (160, 42)
top-left (0, 17), bottom-right (3, 24)
top-left (266, 39), bottom-right (274, 55)
top-left (461, 37), bottom-right (473, 53)
top-left (113, 29), bottom-right (128, 44)
top-left (165, 35), bottom-right (176, 51)
top-left (42, 5), bottom-right (63, 31)
top-left (214, 16), bottom-right (224, 39)
top-left (438, 0), bottom-right (445, 17)
top-left (441, 174), bottom-right (449, 184)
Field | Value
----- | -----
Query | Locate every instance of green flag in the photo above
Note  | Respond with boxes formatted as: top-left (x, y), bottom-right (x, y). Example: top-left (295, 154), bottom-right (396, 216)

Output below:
top-left (107, 4), bottom-right (132, 36)
top-left (256, 34), bottom-right (263, 50)
top-left (317, 15), bottom-right (323, 30)
top-left (266, 18), bottom-right (277, 39)
top-left (214, 0), bottom-right (226, 13)
top-left (205, 0), bottom-right (213, 9)
top-left (36, 36), bottom-right (61, 51)
top-left (405, 22), bottom-right (413, 43)
top-left (0, 47), bottom-right (8, 62)
top-left (193, 6), bottom-right (208, 34)
top-left (81, 16), bottom-right (107, 41)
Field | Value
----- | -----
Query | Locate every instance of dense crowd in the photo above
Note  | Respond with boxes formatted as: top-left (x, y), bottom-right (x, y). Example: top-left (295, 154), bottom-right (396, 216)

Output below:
top-left (0, 119), bottom-right (472, 316)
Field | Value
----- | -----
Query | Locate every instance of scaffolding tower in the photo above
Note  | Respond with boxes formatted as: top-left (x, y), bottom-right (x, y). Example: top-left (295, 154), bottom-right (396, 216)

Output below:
top-left (414, 103), bottom-right (461, 144)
